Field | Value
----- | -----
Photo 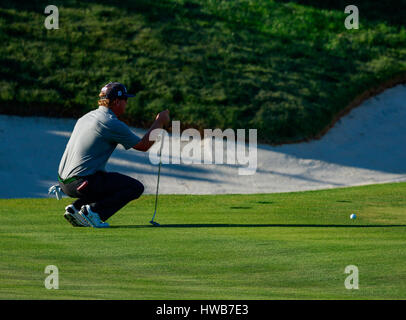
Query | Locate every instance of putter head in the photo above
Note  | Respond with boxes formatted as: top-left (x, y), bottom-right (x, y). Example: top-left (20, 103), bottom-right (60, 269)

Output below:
top-left (149, 220), bottom-right (160, 227)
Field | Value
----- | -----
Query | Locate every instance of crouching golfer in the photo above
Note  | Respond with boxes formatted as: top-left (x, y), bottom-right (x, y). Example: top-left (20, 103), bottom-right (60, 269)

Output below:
top-left (58, 82), bottom-right (170, 228)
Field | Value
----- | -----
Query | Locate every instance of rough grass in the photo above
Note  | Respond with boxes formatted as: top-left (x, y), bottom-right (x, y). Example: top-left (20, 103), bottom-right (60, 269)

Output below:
top-left (0, 183), bottom-right (405, 299)
top-left (0, 0), bottom-right (405, 143)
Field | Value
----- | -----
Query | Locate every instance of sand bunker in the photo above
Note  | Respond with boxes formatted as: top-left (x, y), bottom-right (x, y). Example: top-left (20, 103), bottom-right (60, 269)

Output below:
top-left (0, 84), bottom-right (405, 198)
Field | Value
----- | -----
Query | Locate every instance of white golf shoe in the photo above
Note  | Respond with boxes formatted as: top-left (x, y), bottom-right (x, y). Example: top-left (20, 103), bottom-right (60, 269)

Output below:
top-left (64, 204), bottom-right (90, 227)
top-left (79, 205), bottom-right (110, 228)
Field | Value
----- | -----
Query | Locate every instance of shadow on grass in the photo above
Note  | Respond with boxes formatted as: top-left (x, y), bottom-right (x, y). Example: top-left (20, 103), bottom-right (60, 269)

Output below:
top-left (110, 223), bottom-right (406, 229)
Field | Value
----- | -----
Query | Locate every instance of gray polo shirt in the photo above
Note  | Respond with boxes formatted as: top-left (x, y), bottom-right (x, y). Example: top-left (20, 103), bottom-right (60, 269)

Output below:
top-left (58, 106), bottom-right (141, 180)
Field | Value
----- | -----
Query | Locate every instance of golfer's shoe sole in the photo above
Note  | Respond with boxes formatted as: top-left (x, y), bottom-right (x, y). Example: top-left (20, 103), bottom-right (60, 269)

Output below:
top-left (79, 205), bottom-right (110, 228)
top-left (64, 212), bottom-right (81, 227)
top-left (64, 206), bottom-right (89, 227)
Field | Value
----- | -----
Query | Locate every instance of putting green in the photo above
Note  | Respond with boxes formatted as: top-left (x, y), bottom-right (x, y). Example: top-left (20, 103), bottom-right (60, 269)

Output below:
top-left (1, 183), bottom-right (405, 299)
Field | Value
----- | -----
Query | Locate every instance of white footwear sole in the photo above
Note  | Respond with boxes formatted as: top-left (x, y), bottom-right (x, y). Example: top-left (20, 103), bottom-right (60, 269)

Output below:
top-left (64, 206), bottom-right (89, 227)
top-left (79, 206), bottom-right (110, 228)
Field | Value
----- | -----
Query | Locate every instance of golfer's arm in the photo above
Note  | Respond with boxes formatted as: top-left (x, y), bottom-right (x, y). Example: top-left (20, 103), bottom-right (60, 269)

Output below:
top-left (133, 119), bottom-right (164, 152)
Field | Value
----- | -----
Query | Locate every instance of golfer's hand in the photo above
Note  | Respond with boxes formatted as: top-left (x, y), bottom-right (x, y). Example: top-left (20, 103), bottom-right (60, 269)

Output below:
top-left (156, 109), bottom-right (170, 126)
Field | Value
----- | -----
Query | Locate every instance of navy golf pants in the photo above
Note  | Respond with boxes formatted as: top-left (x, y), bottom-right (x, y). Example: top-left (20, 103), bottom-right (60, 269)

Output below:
top-left (59, 171), bottom-right (144, 221)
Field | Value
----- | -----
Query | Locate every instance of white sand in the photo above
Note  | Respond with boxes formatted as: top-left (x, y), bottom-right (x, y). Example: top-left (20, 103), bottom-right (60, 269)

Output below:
top-left (0, 84), bottom-right (405, 198)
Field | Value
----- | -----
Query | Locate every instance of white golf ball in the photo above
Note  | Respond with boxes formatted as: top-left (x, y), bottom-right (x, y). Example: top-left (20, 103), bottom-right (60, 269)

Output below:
top-left (350, 213), bottom-right (357, 220)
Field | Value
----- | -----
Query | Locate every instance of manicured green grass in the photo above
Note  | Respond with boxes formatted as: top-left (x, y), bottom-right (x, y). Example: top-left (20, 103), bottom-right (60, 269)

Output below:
top-left (0, 1), bottom-right (405, 143)
top-left (0, 182), bottom-right (405, 299)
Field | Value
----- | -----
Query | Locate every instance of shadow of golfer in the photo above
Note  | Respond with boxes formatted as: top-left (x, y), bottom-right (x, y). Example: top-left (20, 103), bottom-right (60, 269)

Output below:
top-left (110, 223), bottom-right (406, 229)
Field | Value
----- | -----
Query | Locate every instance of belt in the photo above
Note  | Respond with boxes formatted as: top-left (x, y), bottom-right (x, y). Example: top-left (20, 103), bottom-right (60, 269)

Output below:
top-left (58, 175), bottom-right (81, 184)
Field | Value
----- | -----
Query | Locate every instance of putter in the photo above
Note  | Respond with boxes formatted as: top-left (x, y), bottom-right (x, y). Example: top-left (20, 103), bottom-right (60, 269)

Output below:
top-left (150, 133), bottom-right (164, 227)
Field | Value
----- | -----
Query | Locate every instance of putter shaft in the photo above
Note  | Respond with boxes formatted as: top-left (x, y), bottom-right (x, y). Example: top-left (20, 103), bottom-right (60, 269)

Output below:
top-left (150, 133), bottom-right (164, 225)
